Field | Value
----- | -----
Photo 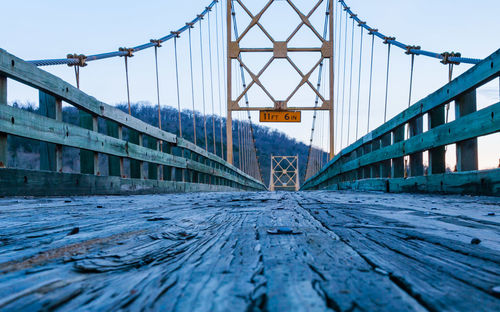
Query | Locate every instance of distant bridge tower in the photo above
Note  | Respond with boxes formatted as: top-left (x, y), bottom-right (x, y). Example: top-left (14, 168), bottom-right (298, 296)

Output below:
top-left (226, 0), bottom-right (335, 164)
top-left (270, 155), bottom-right (300, 191)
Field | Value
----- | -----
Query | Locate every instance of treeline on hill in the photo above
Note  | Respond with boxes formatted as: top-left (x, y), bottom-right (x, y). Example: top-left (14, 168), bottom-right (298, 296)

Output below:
top-left (7, 102), bottom-right (328, 187)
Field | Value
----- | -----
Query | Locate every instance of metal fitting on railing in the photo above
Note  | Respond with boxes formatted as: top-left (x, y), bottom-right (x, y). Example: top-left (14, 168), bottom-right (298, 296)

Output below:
top-left (119, 47), bottom-right (134, 57)
top-left (66, 54), bottom-right (87, 67)
top-left (170, 31), bottom-right (181, 38)
top-left (405, 45), bottom-right (421, 55)
top-left (150, 39), bottom-right (162, 48)
top-left (357, 21), bottom-right (366, 27)
top-left (383, 36), bottom-right (396, 44)
top-left (368, 28), bottom-right (378, 35)
top-left (441, 51), bottom-right (462, 65)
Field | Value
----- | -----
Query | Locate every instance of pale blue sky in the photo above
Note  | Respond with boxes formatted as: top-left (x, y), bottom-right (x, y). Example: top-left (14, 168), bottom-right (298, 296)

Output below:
top-left (2, 0), bottom-right (499, 168)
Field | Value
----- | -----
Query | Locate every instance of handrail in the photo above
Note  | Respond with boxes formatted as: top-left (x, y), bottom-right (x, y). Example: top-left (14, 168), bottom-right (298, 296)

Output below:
top-left (0, 48), bottom-right (266, 193)
top-left (302, 49), bottom-right (500, 194)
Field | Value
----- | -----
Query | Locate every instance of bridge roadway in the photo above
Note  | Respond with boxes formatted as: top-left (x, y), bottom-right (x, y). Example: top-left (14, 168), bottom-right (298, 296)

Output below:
top-left (0, 191), bottom-right (499, 311)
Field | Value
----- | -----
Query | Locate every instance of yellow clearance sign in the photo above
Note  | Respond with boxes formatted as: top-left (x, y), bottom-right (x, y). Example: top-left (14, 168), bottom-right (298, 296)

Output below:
top-left (259, 111), bottom-right (301, 123)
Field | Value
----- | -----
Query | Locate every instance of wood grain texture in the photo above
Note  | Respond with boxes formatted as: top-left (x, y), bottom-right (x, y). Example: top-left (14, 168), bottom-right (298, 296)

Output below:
top-left (0, 190), bottom-right (498, 311)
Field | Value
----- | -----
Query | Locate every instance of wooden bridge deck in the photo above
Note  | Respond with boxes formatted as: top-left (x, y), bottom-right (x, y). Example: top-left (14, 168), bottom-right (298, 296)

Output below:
top-left (0, 191), bottom-right (499, 311)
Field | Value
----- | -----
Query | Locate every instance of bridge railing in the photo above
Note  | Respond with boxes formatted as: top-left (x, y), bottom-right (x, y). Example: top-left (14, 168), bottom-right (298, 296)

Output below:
top-left (0, 49), bottom-right (266, 195)
top-left (302, 49), bottom-right (500, 196)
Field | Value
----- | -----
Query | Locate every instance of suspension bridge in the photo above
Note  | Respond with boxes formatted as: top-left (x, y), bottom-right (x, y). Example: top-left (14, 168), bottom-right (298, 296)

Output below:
top-left (0, 0), bottom-right (499, 311)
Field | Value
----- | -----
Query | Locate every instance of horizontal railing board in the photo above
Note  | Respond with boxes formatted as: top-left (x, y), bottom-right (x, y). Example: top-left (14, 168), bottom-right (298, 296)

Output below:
top-left (0, 48), bottom-right (265, 190)
top-left (0, 168), bottom-right (258, 196)
top-left (0, 104), bottom-right (263, 189)
top-left (0, 49), bottom-right (176, 144)
top-left (304, 49), bottom-right (500, 188)
top-left (322, 168), bottom-right (500, 197)
top-left (0, 104), bottom-right (187, 168)
top-left (305, 102), bottom-right (500, 188)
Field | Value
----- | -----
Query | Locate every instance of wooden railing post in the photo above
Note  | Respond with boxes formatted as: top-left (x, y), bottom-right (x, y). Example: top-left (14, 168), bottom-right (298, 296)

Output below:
top-left (0, 75), bottom-right (7, 168)
top-left (147, 136), bottom-right (158, 180)
top-left (391, 125), bottom-right (405, 178)
top-left (79, 111), bottom-right (99, 175)
top-left (380, 133), bottom-right (392, 178)
top-left (39, 92), bottom-right (59, 172)
top-left (363, 143), bottom-right (371, 178)
top-left (128, 129), bottom-right (141, 179)
top-left (428, 106), bottom-right (445, 174)
top-left (409, 116), bottom-right (423, 176)
top-left (106, 121), bottom-right (121, 177)
top-left (455, 90), bottom-right (478, 171)
top-left (371, 139), bottom-right (380, 178)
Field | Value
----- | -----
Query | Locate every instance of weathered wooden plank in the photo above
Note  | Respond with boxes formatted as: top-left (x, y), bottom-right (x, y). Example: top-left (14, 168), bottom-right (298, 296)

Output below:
top-left (0, 49), bottom-right (177, 145)
top-left (79, 111), bottom-right (97, 175)
top-left (0, 168), bottom-right (246, 196)
top-left (329, 168), bottom-right (500, 196)
top-left (0, 104), bottom-right (187, 169)
top-left (456, 90), bottom-right (478, 171)
top-left (1, 191), bottom-right (498, 310)
top-left (0, 75), bottom-right (7, 168)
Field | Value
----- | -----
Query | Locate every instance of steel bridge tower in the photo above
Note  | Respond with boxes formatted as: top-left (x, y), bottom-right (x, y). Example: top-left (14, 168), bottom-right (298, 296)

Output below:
top-left (226, 0), bottom-right (335, 164)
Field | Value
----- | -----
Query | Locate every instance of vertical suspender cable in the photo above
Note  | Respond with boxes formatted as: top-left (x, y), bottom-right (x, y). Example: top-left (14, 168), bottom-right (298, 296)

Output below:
top-left (347, 18), bottom-right (355, 145)
top-left (207, 11), bottom-right (217, 155)
top-left (174, 36), bottom-right (182, 137)
top-left (445, 64), bottom-right (453, 123)
top-left (335, 2), bottom-right (342, 152)
top-left (384, 43), bottom-right (391, 123)
top-left (340, 10), bottom-right (348, 149)
top-left (215, 4), bottom-right (224, 160)
top-left (124, 56), bottom-right (131, 115)
top-left (74, 66), bottom-right (80, 89)
top-left (408, 53), bottom-right (415, 108)
top-left (199, 19), bottom-right (209, 151)
top-left (366, 34), bottom-right (375, 133)
top-left (355, 25), bottom-right (363, 140)
top-left (154, 46), bottom-right (162, 130)
top-left (188, 27), bottom-right (197, 145)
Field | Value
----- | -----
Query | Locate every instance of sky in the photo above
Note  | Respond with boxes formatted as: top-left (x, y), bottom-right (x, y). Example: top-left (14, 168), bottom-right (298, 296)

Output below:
top-left (1, 0), bottom-right (499, 169)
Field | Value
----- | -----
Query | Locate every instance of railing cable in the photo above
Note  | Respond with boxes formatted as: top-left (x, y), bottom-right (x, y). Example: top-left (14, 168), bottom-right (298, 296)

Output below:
top-left (153, 44), bottom-right (162, 130)
top-left (340, 9), bottom-right (348, 149)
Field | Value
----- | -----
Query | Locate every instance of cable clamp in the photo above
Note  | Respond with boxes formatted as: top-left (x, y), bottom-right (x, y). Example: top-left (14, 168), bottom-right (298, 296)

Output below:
top-left (171, 31), bottom-right (181, 38)
top-left (186, 22), bottom-right (195, 28)
top-left (441, 52), bottom-right (461, 65)
top-left (357, 21), bottom-right (366, 26)
top-left (383, 36), bottom-right (395, 44)
top-left (197, 14), bottom-right (205, 20)
top-left (205, 6), bottom-right (212, 12)
top-left (349, 13), bottom-right (357, 18)
top-left (343, 6), bottom-right (350, 11)
top-left (405, 45), bottom-right (421, 55)
top-left (150, 39), bottom-right (162, 47)
top-left (66, 53), bottom-right (87, 67)
top-left (368, 28), bottom-right (378, 35)
top-left (119, 47), bottom-right (134, 57)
